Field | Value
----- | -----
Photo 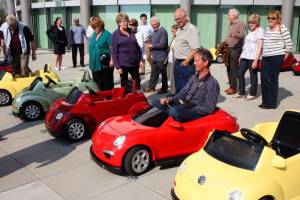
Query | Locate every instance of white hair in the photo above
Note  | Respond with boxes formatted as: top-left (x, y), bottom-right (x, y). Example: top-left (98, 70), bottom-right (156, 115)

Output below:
top-left (229, 8), bottom-right (240, 18)
top-left (6, 15), bottom-right (17, 26)
top-left (150, 16), bottom-right (160, 24)
top-left (73, 17), bottom-right (79, 21)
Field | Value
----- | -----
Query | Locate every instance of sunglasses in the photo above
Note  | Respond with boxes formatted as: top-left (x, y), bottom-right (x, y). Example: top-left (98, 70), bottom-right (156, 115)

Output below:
top-left (267, 17), bottom-right (277, 20)
top-left (248, 21), bottom-right (256, 24)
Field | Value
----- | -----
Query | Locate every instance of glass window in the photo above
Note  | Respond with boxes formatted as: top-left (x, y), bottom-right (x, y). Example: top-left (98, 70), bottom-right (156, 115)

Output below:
top-left (120, 5), bottom-right (151, 22)
top-left (93, 6), bottom-right (119, 33)
top-left (191, 6), bottom-right (218, 49)
top-left (34, 9), bottom-right (49, 48)
top-left (151, 5), bottom-right (180, 42)
top-left (69, 6), bottom-right (80, 27)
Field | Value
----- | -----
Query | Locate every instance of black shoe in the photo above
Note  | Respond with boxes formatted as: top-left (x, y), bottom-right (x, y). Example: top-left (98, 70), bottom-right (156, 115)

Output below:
top-left (157, 90), bottom-right (168, 94)
top-left (81, 65), bottom-right (85, 67)
top-left (259, 104), bottom-right (276, 109)
top-left (73, 65), bottom-right (76, 68)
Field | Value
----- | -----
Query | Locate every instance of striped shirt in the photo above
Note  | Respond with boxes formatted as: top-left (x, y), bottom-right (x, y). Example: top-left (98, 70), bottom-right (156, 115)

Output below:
top-left (262, 24), bottom-right (293, 57)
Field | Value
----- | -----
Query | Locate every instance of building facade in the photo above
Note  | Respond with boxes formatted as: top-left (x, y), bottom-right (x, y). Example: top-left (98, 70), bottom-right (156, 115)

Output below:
top-left (10, 0), bottom-right (300, 52)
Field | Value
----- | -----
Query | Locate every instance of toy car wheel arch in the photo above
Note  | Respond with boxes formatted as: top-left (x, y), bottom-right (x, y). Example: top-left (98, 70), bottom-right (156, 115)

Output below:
top-left (63, 118), bottom-right (87, 142)
top-left (124, 146), bottom-right (152, 176)
top-left (0, 89), bottom-right (12, 106)
top-left (20, 101), bottom-right (44, 121)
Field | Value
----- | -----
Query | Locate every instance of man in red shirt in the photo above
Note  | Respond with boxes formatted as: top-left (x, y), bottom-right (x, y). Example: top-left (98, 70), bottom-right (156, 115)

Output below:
top-left (0, 15), bottom-right (37, 76)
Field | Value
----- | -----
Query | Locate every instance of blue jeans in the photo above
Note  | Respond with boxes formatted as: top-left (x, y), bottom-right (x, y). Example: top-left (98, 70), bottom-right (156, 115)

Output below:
top-left (261, 55), bottom-right (284, 107)
top-left (151, 99), bottom-right (201, 123)
top-left (173, 59), bottom-right (195, 94)
top-left (238, 59), bottom-right (258, 96)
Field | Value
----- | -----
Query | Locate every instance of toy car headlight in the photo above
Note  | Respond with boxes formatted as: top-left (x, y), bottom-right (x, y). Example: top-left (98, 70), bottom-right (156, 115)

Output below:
top-left (56, 112), bottom-right (63, 120)
top-left (113, 135), bottom-right (126, 147)
top-left (98, 120), bottom-right (106, 128)
top-left (178, 162), bottom-right (186, 173)
top-left (228, 190), bottom-right (243, 200)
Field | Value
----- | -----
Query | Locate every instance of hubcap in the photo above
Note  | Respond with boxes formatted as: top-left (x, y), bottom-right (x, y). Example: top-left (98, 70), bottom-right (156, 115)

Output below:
top-left (0, 92), bottom-right (9, 105)
top-left (132, 149), bottom-right (150, 173)
top-left (25, 104), bottom-right (40, 119)
top-left (68, 122), bottom-right (85, 139)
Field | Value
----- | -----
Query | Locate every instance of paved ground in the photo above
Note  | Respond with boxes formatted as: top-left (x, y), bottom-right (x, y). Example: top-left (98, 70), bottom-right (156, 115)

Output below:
top-left (0, 50), bottom-right (300, 200)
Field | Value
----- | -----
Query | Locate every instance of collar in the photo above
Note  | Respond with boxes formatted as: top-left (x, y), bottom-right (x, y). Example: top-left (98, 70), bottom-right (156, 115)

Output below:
top-left (195, 72), bottom-right (210, 81)
top-left (118, 28), bottom-right (132, 35)
top-left (180, 22), bottom-right (190, 30)
top-left (230, 19), bottom-right (240, 25)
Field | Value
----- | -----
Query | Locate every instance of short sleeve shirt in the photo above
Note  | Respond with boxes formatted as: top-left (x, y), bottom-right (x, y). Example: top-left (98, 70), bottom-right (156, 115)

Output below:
top-left (173, 23), bottom-right (200, 59)
top-left (240, 27), bottom-right (264, 60)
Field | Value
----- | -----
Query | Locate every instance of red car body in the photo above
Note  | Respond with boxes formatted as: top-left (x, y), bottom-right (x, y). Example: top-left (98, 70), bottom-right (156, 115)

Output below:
top-left (45, 84), bottom-right (149, 142)
top-left (258, 53), bottom-right (297, 71)
top-left (91, 107), bottom-right (239, 176)
top-left (0, 61), bottom-right (13, 74)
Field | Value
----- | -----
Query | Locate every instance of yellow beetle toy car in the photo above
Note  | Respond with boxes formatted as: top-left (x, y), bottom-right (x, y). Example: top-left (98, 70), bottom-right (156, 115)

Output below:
top-left (172, 110), bottom-right (300, 200)
top-left (0, 64), bottom-right (59, 106)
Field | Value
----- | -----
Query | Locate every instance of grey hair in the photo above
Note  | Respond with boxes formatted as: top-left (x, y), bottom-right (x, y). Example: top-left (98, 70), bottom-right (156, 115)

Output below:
top-left (150, 16), bottom-right (160, 24)
top-left (6, 15), bottom-right (17, 25)
top-left (73, 17), bottom-right (79, 22)
top-left (175, 8), bottom-right (187, 18)
top-left (229, 8), bottom-right (240, 18)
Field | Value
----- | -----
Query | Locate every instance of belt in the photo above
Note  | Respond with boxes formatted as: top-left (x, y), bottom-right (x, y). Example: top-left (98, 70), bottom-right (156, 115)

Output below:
top-left (175, 59), bottom-right (185, 62)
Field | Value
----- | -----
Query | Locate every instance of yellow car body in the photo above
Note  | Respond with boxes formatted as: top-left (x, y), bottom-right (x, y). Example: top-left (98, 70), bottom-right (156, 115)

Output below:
top-left (209, 47), bottom-right (223, 63)
top-left (172, 110), bottom-right (300, 200)
top-left (0, 65), bottom-right (59, 106)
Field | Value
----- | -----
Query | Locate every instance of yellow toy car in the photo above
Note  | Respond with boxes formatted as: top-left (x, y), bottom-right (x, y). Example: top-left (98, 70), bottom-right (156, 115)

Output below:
top-left (0, 64), bottom-right (59, 106)
top-left (172, 110), bottom-right (300, 200)
top-left (209, 48), bottom-right (223, 63)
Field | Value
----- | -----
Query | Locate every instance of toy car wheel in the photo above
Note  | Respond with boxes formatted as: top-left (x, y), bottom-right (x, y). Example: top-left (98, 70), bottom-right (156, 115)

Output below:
top-left (63, 118), bottom-right (87, 142)
top-left (0, 89), bottom-right (12, 106)
top-left (124, 146), bottom-right (151, 176)
top-left (216, 56), bottom-right (224, 63)
top-left (20, 102), bottom-right (44, 121)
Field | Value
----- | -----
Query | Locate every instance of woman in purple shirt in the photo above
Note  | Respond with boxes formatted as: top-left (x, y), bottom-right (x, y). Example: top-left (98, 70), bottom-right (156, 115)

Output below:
top-left (111, 13), bottom-right (143, 89)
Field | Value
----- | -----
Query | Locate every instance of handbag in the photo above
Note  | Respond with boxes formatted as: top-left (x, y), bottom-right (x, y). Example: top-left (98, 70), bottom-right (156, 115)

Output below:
top-left (100, 54), bottom-right (111, 66)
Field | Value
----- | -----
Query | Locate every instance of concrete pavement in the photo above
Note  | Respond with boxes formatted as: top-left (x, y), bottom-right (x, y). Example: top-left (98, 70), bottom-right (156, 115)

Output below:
top-left (0, 50), bottom-right (300, 200)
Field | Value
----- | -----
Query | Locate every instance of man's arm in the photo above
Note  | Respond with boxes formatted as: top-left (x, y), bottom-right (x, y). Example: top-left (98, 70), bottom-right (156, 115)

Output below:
top-left (231, 22), bottom-right (245, 39)
top-left (31, 40), bottom-right (37, 60)
top-left (181, 49), bottom-right (196, 66)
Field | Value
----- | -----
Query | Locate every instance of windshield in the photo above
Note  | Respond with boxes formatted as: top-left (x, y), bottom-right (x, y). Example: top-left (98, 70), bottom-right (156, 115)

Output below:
top-left (0, 71), bottom-right (5, 81)
top-left (64, 87), bottom-right (82, 105)
top-left (132, 106), bottom-right (169, 128)
top-left (28, 77), bottom-right (43, 90)
top-left (204, 130), bottom-right (264, 171)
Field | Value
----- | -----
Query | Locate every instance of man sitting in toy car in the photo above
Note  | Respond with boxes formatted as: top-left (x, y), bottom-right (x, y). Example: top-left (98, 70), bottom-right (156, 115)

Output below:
top-left (152, 48), bottom-right (220, 122)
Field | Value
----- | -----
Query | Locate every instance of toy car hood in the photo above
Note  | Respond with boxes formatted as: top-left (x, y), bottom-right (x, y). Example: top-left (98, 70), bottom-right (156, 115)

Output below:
top-left (0, 71), bottom-right (13, 81)
top-left (180, 149), bottom-right (255, 194)
top-left (99, 115), bottom-right (151, 137)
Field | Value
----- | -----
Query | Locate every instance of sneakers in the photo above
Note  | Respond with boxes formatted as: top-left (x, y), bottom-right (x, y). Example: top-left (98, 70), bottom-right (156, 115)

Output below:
top-left (60, 66), bottom-right (66, 70)
top-left (55, 66), bottom-right (60, 71)
top-left (144, 88), bottom-right (156, 93)
top-left (244, 95), bottom-right (257, 101)
top-left (233, 94), bottom-right (245, 98)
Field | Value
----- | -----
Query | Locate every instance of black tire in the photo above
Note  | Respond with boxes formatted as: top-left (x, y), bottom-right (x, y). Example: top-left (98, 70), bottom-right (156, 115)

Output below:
top-left (216, 56), bottom-right (224, 63)
top-left (20, 101), bottom-right (44, 121)
top-left (0, 89), bottom-right (12, 106)
top-left (63, 118), bottom-right (87, 142)
top-left (124, 146), bottom-right (151, 176)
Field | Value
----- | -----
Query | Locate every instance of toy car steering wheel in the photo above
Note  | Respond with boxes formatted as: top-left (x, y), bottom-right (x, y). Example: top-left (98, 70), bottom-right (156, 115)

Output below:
top-left (45, 75), bottom-right (57, 87)
top-left (85, 85), bottom-right (98, 96)
top-left (240, 128), bottom-right (268, 146)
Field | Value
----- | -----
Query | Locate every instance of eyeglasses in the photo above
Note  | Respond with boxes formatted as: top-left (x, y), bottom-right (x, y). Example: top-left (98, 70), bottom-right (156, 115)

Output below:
top-left (248, 21), bottom-right (256, 24)
top-left (267, 17), bottom-right (277, 20)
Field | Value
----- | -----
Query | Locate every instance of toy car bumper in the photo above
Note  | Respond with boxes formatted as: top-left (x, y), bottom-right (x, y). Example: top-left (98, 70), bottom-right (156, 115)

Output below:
top-left (171, 188), bottom-right (180, 200)
top-left (12, 103), bottom-right (20, 117)
top-left (90, 145), bottom-right (123, 175)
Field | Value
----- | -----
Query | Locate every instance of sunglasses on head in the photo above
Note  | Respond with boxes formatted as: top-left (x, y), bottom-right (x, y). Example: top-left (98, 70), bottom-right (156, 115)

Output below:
top-left (267, 17), bottom-right (277, 20)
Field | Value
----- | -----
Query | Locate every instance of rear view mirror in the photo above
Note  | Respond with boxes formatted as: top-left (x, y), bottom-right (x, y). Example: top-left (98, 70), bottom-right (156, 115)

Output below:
top-left (170, 121), bottom-right (183, 130)
top-left (271, 155), bottom-right (286, 169)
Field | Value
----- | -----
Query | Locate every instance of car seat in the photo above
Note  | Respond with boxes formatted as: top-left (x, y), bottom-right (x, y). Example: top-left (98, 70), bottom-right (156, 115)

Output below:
top-left (111, 87), bottom-right (126, 99)
top-left (271, 111), bottom-right (300, 158)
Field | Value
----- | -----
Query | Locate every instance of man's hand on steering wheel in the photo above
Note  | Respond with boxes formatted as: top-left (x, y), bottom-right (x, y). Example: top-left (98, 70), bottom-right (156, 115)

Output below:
top-left (160, 98), bottom-right (169, 106)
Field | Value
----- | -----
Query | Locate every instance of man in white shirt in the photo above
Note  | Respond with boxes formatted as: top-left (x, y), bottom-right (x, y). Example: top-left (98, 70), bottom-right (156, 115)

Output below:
top-left (138, 13), bottom-right (153, 75)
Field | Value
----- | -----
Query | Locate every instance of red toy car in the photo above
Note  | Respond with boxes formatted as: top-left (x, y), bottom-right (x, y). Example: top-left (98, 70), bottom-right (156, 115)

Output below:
top-left (45, 81), bottom-right (149, 142)
top-left (0, 60), bottom-right (13, 74)
top-left (258, 53), bottom-right (297, 71)
top-left (90, 106), bottom-right (239, 176)
top-left (292, 61), bottom-right (300, 75)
